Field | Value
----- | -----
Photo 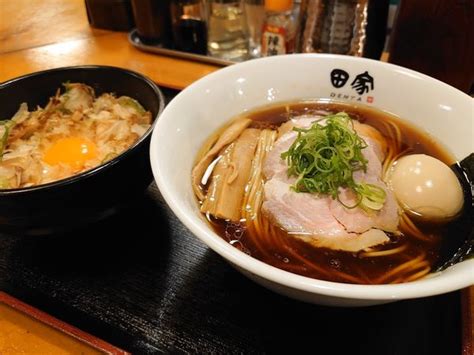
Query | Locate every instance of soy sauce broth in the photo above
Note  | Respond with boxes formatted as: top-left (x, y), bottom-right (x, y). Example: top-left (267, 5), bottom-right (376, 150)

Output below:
top-left (205, 101), bottom-right (465, 284)
top-left (248, 100), bottom-right (455, 165)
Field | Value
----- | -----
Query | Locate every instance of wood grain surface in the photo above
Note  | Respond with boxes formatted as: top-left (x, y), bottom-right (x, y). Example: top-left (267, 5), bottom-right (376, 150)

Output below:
top-left (0, 292), bottom-right (129, 354)
top-left (0, 0), bottom-right (109, 54)
top-left (0, 0), bottom-right (219, 89)
top-left (463, 287), bottom-right (474, 355)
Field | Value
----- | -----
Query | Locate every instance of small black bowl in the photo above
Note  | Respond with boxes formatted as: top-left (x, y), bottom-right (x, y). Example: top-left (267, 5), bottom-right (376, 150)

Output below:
top-left (0, 66), bottom-right (165, 235)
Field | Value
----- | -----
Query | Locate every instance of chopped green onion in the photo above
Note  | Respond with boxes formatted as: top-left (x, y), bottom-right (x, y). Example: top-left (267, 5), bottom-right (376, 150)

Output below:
top-left (354, 183), bottom-right (386, 212)
top-left (281, 112), bottom-right (386, 212)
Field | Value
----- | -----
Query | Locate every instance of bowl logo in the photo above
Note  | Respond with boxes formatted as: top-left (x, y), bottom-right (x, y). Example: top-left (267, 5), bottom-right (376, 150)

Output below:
top-left (330, 69), bottom-right (349, 88)
top-left (330, 69), bottom-right (375, 104)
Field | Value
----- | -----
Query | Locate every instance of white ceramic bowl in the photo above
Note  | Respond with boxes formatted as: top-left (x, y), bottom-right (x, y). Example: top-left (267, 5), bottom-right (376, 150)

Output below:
top-left (150, 54), bottom-right (474, 307)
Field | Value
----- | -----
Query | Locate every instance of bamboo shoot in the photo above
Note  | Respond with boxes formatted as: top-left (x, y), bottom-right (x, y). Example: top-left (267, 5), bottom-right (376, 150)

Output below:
top-left (201, 128), bottom-right (260, 221)
top-left (192, 118), bottom-right (251, 200)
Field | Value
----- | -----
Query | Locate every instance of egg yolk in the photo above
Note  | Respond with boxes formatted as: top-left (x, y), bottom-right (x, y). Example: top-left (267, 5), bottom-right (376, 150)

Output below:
top-left (43, 137), bottom-right (98, 169)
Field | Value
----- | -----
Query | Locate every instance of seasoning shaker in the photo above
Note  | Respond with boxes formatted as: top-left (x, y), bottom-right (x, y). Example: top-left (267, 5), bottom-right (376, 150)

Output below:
top-left (131, 0), bottom-right (172, 45)
top-left (85, 0), bottom-right (135, 31)
top-left (170, 0), bottom-right (208, 55)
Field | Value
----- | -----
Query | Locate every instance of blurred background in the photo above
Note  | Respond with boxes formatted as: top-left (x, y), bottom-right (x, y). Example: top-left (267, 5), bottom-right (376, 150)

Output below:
top-left (84, 0), bottom-right (473, 93)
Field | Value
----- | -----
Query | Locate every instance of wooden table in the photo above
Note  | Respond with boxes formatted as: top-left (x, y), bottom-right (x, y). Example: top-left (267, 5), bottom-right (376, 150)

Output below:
top-left (0, 0), bottom-right (218, 89)
top-left (0, 1), bottom-right (472, 353)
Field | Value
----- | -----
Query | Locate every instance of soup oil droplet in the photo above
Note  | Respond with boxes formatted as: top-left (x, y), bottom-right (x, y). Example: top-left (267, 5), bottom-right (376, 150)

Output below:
top-left (330, 259), bottom-right (341, 269)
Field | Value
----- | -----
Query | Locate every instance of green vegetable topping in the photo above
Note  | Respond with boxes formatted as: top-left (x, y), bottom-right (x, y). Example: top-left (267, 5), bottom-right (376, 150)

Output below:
top-left (118, 96), bottom-right (146, 114)
top-left (0, 104), bottom-right (29, 160)
top-left (0, 120), bottom-right (15, 161)
top-left (281, 112), bottom-right (386, 212)
top-left (0, 178), bottom-right (10, 189)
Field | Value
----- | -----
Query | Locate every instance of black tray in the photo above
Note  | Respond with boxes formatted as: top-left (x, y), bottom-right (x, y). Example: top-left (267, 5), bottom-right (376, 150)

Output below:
top-left (129, 29), bottom-right (236, 67)
top-left (0, 89), bottom-right (464, 354)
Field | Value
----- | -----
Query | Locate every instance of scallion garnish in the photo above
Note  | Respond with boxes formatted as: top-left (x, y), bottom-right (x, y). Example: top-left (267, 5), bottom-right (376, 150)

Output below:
top-left (280, 112), bottom-right (386, 212)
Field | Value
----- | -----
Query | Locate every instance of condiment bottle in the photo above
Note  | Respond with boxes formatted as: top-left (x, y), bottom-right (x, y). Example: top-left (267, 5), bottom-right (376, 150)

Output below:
top-left (170, 0), bottom-right (208, 55)
top-left (131, 0), bottom-right (172, 45)
top-left (85, 0), bottom-right (135, 31)
top-left (261, 0), bottom-right (296, 56)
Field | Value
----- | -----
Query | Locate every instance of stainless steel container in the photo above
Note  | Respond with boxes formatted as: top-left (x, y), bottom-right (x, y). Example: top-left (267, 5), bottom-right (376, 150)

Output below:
top-left (296, 0), bottom-right (388, 58)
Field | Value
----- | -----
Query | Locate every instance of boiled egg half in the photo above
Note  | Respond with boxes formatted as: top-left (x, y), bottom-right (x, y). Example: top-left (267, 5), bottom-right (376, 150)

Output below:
top-left (387, 154), bottom-right (464, 221)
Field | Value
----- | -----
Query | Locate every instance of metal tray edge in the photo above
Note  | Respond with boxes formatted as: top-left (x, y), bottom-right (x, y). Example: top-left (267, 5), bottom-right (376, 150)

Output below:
top-left (128, 30), bottom-right (236, 67)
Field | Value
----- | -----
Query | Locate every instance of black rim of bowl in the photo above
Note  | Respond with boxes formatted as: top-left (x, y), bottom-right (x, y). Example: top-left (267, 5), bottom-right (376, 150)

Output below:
top-left (0, 65), bottom-right (165, 195)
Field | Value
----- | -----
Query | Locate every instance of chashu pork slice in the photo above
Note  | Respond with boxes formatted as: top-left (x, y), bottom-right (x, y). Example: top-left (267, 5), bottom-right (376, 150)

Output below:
top-left (262, 173), bottom-right (390, 252)
top-left (261, 116), bottom-right (399, 252)
top-left (328, 132), bottom-right (399, 234)
top-left (263, 116), bottom-right (324, 179)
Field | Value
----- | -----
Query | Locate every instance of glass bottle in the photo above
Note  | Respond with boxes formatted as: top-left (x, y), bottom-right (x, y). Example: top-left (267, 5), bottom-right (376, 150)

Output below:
top-left (244, 0), bottom-right (265, 58)
top-left (85, 0), bottom-right (135, 31)
top-left (131, 0), bottom-right (172, 45)
top-left (207, 0), bottom-right (249, 61)
top-left (261, 0), bottom-right (296, 56)
top-left (170, 0), bottom-right (208, 54)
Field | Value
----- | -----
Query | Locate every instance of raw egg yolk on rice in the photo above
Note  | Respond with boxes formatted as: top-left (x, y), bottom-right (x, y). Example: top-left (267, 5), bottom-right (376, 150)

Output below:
top-left (43, 137), bottom-right (98, 170)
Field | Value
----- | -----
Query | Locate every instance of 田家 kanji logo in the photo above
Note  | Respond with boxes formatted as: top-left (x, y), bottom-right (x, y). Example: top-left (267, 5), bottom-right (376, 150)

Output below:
top-left (351, 71), bottom-right (374, 95)
top-left (330, 69), bottom-right (350, 88)
top-left (330, 69), bottom-right (374, 95)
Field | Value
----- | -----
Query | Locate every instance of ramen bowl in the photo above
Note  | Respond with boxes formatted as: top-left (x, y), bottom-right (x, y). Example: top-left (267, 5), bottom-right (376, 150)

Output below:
top-left (0, 66), bottom-right (164, 235)
top-left (150, 54), bottom-right (473, 306)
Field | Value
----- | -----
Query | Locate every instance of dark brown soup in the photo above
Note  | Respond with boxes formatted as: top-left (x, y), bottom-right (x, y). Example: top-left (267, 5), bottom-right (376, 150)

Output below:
top-left (201, 101), bottom-right (466, 284)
